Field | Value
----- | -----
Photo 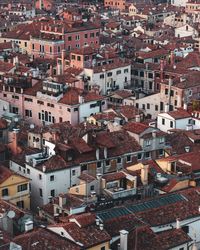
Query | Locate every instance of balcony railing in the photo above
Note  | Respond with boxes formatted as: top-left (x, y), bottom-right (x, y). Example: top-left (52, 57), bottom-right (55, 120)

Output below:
top-left (104, 187), bottom-right (137, 199)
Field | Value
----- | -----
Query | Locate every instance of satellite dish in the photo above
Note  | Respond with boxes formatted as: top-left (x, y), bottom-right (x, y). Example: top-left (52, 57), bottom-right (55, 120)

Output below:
top-left (7, 210), bottom-right (16, 219)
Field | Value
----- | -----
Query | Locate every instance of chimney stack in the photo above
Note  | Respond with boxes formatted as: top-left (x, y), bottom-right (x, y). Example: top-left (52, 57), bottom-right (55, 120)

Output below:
top-left (141, 164), bottom-right (149, 185)
top-left (119, 230), bottom-right (129, 250)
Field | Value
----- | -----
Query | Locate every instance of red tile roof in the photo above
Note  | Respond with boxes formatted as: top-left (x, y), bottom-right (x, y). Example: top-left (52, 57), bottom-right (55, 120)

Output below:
top-left (13, 228), bottom-right (80, 250)
top-left (123, 122), bottom-right (149, 134)
top-left (102, 171), bottom-right (126, 182)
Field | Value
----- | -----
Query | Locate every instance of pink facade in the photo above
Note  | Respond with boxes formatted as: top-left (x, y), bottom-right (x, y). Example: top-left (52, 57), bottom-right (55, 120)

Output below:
top-left (30, 23), bottom-right (100, 59)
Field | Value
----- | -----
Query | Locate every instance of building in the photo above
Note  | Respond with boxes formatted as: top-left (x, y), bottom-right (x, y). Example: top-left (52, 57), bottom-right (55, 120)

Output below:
top-left (0, 165), bottom-right (30, 209)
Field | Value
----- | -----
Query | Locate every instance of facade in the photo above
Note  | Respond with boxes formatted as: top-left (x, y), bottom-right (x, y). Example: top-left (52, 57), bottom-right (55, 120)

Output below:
top-left (0, 165), bottom-right (30, 209)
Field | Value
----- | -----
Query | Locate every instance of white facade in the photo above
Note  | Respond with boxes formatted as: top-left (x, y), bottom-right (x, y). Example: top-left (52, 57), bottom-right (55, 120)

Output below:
top-left (157, 113), bottom-right (200, 132)
top-left (175, 24), bottom-right (199, 38)
top-left (10, 159), bottom-right (81, 210)
top-left (171, 0), bottom-right (188, 7)
top-left (79, 99), bottom-right (107, 123)
top-left (135, 93), bottom-right (161, 119)
top-left (9, 140), bottom-right (81, 210)
top-left (84, 64), bottom-right (131, 95)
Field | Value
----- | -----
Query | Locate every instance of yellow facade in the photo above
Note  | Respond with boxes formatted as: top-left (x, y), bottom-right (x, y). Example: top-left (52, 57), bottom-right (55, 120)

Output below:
top-left (0, 37), bottom-right (31, 54)
top-left (0, 174), bottom-right (30, 210)
top-left (88, 241), bottom-right (110, 250)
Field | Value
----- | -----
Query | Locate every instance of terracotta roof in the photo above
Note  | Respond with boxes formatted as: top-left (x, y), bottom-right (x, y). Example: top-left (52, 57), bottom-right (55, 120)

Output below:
top-left (102, 171), bottom-right (126, 182)
top-left (50, 220), bottom-right (111, 248)
top-left (123, 122), bottom-right (149, 134)
top-left (13, 228), bottom-right (80, 250)
top-left (167, 109), bottom-right (191, 119)
top-left (79, 171), bottom-right (96, 183)
top-left (70, 213), bottom-right (96, 227)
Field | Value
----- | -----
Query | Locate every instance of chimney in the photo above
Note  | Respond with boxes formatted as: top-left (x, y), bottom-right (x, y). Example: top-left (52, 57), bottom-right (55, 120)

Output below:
top-left (42, 165), bottom-right (46, 172)
top-left (141, 164), bottom-right (148, 185)
top-left (183, 103), bottom-right (187, 110)
top-left (165, 104), bottom-right (169, 113)
top-left (160, 59), bottom-right (164, 81)
top-left (99, 223), bottom-right (104, 230)
top-left (96, 148), bottom-right (100, 160)
top-left (59, 195), bottom-right (66, 208)
top-left (104, 147), bottom-right (107, 158)
top-left (170, 51), bottom-right (174, 66)
top-left (176, 218), bottom-right (180, 229)
top-left (135, 114), bottom-right (140, 123)
top-left (79, 95), bottom-right (84, 104)
top-left (61, 50), bottom-right (65, 74)
top-left (50, 64), bottom-right (53, 77)
top-left (25, 221), bottom-right (33, 232)
top-left (119, 230), bottom-right (129, 250)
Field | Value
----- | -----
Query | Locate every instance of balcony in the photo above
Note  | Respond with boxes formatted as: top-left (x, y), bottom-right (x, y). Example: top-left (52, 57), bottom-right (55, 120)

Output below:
top-left (103, 187), bottom-right (137, 199)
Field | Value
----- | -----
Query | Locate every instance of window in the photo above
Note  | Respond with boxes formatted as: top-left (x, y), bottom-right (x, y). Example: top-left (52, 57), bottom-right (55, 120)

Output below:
top-left (27, 168), bottom-right (30, 174)
top-left (68, 36), bottom-right (72, 41)
top-left (137, 153), bottom-right (142, 160)
top-left (148, 72), bottom-right (153, 79)
top-left (2, 188), bottom-right (8, 197)
top-left (17, 184), bottom-right (28, 192)
top-left (50, 175), bottom-right (54, 181)
top-left (100, 74), bottom-right (104, 79)
top-left (90, 185), bottom-right (94, 191)
top-left (116, 70), bottom-right (121, 75)
top-left (117, 157), bottom-right (121, 163)
top-left (155, 105), bottom-right (158, 111)
top-left (145, 151), bottom-right (150, 158)
top-left (25, 109), bottom-right (32, 117)
top-left (162, 118), bottom-right (165, 125)
top-left (90, 103), bottom-right (96, 108)
top-left (97, 162), bottom-right (101, 168)
top-left (90, 33), bottom-right (95, 38)
top-left (71, 55), bottom-right (75, 60)
top-left (159, 137), bottom-right (165, 143)
top-left (32, 44), bottom-right (34, 50)
top-left (72, 170), bottom-right (76, 176)
top-left (165, 88), bottom-right (168, 95)
top-left (159, 149), bottom-right (164, 156)
top-left (51, 189), bottom-right (55, 197)
top-left (149, 82), bottom-right (153, 90)
top-left (126, 155), bottom-right (131, 162)
top-left (12, 107), bottom-right (19, 114)
top-left (140, 71), bottom-right (144, 77)
top-left (147, 103), bottom-right (150, 109)
top-left (17, 200), bottom-right (24, 209)
top-left (107, 72), bottom-right (112, 77)
top-left (84, 33), bottom-right (88, 39)
top-left (142, 104), bottom-right (145, 110)
top-left (39, 188), bottom-right (43, 197)
top-left (170, 121), bottom-right (173, 128)
top-left (101, 246), bottom-right (106, 250)
top-left (81, 164), bottom-right (87, 171)
top-left (145, 139), bottom-right (151, 146)
top-left (74, 107), bottom-right (78, 112)
top-left (50, 47), bottom-right (52, 53)
top-left (75, 35), bottom-right (80, 40)
top-left (105, 160), bottom-right (110, 166)
top-left (25, 98), bottom-right (33, 102)
top-left (39, 174), bottom-right (42, 180)
top-left (124, 68), bottom-right (129, 73)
